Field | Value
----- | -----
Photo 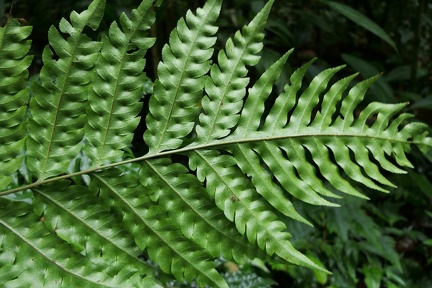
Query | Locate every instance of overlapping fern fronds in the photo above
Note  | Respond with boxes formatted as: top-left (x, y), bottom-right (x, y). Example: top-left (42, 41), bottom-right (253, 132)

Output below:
top-left (0, 0), bottom-right (431, 287)
top-left (0, 17), bottom-right (32, 191)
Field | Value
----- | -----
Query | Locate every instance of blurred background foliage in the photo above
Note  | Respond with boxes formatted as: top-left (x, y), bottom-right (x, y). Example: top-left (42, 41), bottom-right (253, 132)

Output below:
top-left (1, 0), bottom-right (431, 287)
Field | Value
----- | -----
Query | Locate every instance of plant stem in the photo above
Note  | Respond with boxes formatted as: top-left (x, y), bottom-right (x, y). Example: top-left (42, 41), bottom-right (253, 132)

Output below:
top-left (0, 132), bottom-right (427, 196)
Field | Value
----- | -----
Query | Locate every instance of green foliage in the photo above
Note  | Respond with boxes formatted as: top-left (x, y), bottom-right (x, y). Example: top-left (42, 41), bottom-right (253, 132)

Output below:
top-left (0, 0), bottom-right (431, 287)
top-left (85, 0), bottom-right (155, 166)
top-left (27, 0), bottom-right (105, 180)
top-left (0, 18), bottom-right (32, 190)
top-left (216, 1), bottom-right (432, 286)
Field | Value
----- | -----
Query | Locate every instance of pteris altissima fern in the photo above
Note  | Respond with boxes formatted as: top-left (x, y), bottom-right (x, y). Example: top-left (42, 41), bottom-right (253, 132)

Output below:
top-left (0, 0), bottom-right (431, 287)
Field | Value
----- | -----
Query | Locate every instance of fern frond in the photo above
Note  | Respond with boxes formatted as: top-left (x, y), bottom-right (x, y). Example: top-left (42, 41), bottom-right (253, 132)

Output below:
top-left (0, 19), bottom-right (32, 190)
top-left (0, 198), bottom-right (154, 287)
top-left (233, 53), bottom-right (342, 207)
top-left (196, 0), bottom-right (273, 143)
top-left (232, 59), bottom-right (345, 204)
top-left (27, 0), bottom-right (105, 179)
top-left (189, 149), bottom-right (326, 272)
top-left (184, 4), bottom-right (432, 270)
top-left (140, 158), bottom-right (267, 264)
top-left (144, 0), bottom-right (222, 152)
top-left (186, 2), bottom-right (323, 270)
top-left (235, 50), bottom-right (293, 134)
top-left (90, 169), bottom-right (229, 288)
top-left (85, 1), bottom-right (156, 167)
top-left (32, 182), bottom-right (153, 279)
top-left (211, 67), bottom-right (429, 206)
top-left (1, 0), bottom-right (432, 286)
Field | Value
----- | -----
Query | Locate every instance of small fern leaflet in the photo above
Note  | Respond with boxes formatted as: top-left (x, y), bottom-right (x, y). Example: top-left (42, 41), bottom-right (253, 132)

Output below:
top-left (144, 0), bottom-right (221, 152)
top-left (27, 0), bottom-right (105, 179)
top-left (85, 0), bottom-right (155, 167)
top-left (0, 19), bottom-right (32, 190)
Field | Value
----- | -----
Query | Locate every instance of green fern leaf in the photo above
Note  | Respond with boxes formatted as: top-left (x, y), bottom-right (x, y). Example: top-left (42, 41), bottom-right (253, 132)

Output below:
top-left (189, 149), bottom-right (326, 272)
top-left (209, 64), bottom-right (429, 210)
top-left (0, 19), bottom-right (32, 190)
top-left (144, 0), bottom-right (222, 152)
top-left (140, 158), bottom-right (267, 264)
top-left (262, 58), bottom-right (315, 131)
top-left (32, 182), bottom-right (154, 280)
top-left (90, 169), bottom-right (229, 288)
top-left (85, 1), bottom-right (155, 167)
top-left (187, 1), bottom-right (320, 269)
top-left (196, 0), bottom-right (273, 143)
top-left (27, 0), bottom-right (105, 179)
top-left (0, 198), bottom-right (153, 287)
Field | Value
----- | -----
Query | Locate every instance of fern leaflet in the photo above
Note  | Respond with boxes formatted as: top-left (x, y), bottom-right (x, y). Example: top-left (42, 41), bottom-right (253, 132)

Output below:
top-left (27, 0), bottom-right (105, 179)
top-left (85, 0), bottom-right (155, 167)
top-left (0, 19), bottom-right (32, 190)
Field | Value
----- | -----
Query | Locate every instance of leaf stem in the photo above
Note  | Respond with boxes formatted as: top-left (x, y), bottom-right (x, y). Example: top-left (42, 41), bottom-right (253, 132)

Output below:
top-left (0, 133), bottom-right (428, 196)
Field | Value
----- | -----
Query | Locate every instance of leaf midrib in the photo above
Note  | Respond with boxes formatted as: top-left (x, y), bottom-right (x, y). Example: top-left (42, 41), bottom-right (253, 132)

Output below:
top-left (153, 0), bottom-right (219, 151)
top-left (39, 32), bottom-right (83, 180)
top-left (203, 35), bottom-right (259, 143)
top-left (95, 5), bottom-right (154, 164)
top-left (2, 131), bottom-right (427, 196)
